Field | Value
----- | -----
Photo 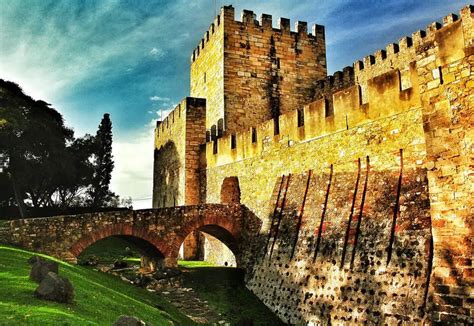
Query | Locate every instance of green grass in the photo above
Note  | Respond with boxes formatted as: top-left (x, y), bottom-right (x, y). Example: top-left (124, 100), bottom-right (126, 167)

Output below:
top-left (0, 245), bottom-right (194, 326)
top-left (180, 266), bottom-right (284, 325)
top-left (177, 260), bottom-right (215, 268)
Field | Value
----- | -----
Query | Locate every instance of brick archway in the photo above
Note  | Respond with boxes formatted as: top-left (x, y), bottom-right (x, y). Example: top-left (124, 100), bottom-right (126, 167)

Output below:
top-left (169, 213), bottom-right (243, 266)
top-left (68, 223), bottom-right (171, 260)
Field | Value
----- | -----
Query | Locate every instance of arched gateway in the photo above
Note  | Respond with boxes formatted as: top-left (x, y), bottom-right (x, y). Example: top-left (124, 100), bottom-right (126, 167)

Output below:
top-left (1, 204), bottom-right (261, 271)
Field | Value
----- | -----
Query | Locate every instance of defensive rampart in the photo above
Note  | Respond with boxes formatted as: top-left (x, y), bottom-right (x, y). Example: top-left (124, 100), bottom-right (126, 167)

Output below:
top-left (204, 6), bottom-right (473, 324)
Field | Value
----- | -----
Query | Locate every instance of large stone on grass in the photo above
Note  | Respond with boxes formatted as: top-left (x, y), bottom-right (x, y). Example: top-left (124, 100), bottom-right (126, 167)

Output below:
top-left (112, 315), bottom-right (148, 326)
top-left (29, 256), bottom-right (59, 283)
top-left (34, 272), bottom-right (74, 304)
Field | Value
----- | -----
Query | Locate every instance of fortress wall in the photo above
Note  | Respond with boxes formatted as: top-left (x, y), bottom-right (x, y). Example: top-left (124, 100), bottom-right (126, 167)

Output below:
top-left (249, 166), bottom-right (431, 324)
top-left (205, 62), bottom-right (421, 169)
top-left (153, 98), bottom-right (206, 208)
top-left (204, 7), bottom-right (473, 324)
top-left (414, 7), bottom-right (474, 324)
top-left (206, 105), bottom-right (428, 324)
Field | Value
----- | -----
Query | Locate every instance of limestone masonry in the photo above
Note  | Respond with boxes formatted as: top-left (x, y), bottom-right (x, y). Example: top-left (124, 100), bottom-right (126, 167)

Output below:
top-left (154, 4), bottom-right (474, 324)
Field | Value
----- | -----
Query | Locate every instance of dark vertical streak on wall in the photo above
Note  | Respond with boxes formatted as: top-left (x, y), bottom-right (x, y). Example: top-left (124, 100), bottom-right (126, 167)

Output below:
top-left (313, 165), bottom-right (333, 263)
top-left (262, 175), bottom-right (286, 260)
top-left (291, 170), bottom-right (312, 260)
top-left (387, 149), bottom-right (403, 266)
top-left (268, 35), bottom-right (280, 120)
top-left (341, 158), bottom-right (361, 269)
top-left (350, 156), bottom-right (370, 269)
top-left (423, 232), bottom-right (434, 310)
top-left (269, 174), bottom-right (292, 260)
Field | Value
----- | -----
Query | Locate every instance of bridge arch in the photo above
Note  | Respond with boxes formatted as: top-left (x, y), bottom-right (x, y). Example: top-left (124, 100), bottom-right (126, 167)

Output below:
top-left (69, 223), bottom-right (172, 269)
top-left (169, 209), bottom-right (244, 266)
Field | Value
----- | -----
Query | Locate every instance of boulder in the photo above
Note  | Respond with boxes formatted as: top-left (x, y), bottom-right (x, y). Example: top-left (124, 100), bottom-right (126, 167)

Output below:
top-left (34, 272), bottom-right (74, 304)
top-left (29, 256), bottom-right (59, 283)
top-left (112, 315), bottom-right (148, 326)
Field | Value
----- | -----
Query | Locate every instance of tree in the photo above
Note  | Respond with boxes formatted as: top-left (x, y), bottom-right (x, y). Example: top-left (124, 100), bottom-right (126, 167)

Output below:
top-left (53, 134), bottom-right (95, 208)
top-left (88, 113), bottom-right (116, 207)
top-left (0, 80), bottom-right (123, 215)
top-left (0, 79), bottom-right (75, 214)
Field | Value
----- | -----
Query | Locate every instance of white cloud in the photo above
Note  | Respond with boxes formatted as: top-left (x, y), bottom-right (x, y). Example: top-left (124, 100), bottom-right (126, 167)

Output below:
top-left (149, 47), bottom-right (164, 59)
top-left (110, 120), bottom-right (156, 209)
top-left (149, 95), bottom-right (170, 102)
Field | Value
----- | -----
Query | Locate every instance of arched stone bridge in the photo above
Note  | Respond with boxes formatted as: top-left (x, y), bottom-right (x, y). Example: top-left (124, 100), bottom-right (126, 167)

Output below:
top-left (0, 204), bottom-right (262, 271)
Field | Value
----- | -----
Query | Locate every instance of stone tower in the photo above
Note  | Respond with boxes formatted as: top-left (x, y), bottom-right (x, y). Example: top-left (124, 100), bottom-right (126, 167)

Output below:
top-left (190, 5), bottom-right (327, 137)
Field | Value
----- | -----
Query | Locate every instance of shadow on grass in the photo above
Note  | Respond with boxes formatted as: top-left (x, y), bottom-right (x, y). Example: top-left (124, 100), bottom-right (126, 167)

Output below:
top-left (180, 266), bottom-right (284, 325)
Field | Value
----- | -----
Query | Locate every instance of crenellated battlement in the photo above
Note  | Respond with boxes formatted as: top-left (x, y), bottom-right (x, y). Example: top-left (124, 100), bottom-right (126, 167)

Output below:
top-left (353, 5), bottom-right (473, 82)
top-left (154, 97), bottom-right (206, 151)
top-left (206, 1), bottom-right (473, 169)
top-left (313, 66), bottom-right (355, 99)
top-left (309, 5), bottom-right (473, 107)
top-left (233, 7), bottom-right (324, 38)
top-left (205, 62), bottom-right (422, 168)
top-left (191, 5), bottom-right (325, 63)
top-left (154, 100), bottom-right (185, 147)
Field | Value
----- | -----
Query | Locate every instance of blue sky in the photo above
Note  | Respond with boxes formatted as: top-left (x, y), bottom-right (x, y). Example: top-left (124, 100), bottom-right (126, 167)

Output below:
top-left (0, 0), bottom-right (467, 207)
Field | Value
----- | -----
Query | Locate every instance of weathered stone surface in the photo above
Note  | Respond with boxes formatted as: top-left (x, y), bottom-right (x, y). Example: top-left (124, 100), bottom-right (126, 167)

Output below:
top-left (29, 256), bottom-right (59, 283)
top-left (112, 315), bottom-right (147, 326)
top-left (34, 272), bottom-right (74, 304)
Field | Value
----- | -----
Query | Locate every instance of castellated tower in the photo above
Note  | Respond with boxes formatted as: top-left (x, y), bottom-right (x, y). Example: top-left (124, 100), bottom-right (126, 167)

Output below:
top-left (153, 5), bottom-right (327, 209)
top-left (190, 5), bottom-right (327, 137)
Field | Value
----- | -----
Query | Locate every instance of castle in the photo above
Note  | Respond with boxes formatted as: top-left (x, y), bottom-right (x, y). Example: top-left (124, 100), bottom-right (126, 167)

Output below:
top-left (153, 5), bottom-right (473, 324)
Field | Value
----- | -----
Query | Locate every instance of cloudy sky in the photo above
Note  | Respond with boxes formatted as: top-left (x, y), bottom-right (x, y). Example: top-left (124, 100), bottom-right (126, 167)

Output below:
top-left (0, 0), bottom-right (466, 208)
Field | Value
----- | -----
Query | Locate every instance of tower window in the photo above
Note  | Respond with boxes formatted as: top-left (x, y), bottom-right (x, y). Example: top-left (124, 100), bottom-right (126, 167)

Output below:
top-left (204, 72), bottom-right (207, 83)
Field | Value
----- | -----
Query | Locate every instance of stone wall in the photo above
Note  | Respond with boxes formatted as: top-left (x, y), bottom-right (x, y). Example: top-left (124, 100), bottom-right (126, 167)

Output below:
top-left (248, 166), bottom-right (431, 324)
top-left (153, 97), bottom-right (206, 207)
top-left (204, 7), bottom-right (473, 324)
top-left (415, 9), bottom-right (474, 323)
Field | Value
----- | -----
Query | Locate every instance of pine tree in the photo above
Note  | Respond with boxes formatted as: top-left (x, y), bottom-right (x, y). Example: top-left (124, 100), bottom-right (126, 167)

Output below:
top-left (89, 113), bottom-right (115, 207)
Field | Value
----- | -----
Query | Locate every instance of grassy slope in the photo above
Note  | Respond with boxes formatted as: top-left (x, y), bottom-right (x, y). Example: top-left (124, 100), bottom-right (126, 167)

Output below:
top-left (81, 237), bottom-right (284, 325)
top-left (0, 245), bottom-right (194, 326)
